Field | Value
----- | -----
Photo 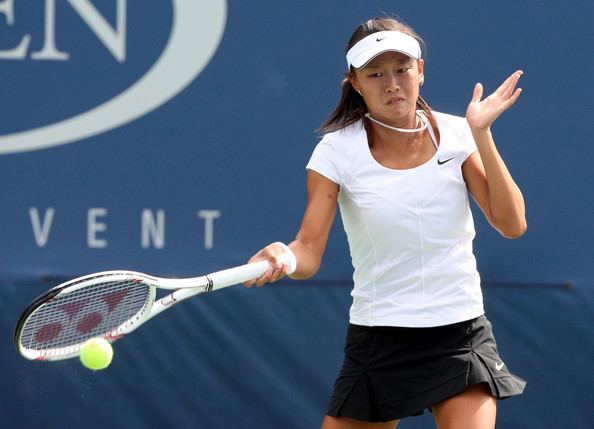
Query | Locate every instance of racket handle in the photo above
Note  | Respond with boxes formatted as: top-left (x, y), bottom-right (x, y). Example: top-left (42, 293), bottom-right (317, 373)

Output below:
top-left (209, 245), bottom-right (297, 290)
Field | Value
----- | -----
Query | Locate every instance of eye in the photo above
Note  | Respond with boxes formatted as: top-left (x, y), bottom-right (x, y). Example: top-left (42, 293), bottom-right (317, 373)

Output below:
top-left (398, 67), bottom-right (411, 74)
top-left (367, 72), bottom-right (383, 78)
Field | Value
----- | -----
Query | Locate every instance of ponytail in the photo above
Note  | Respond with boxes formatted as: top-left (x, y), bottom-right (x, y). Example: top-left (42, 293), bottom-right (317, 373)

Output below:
top-left (318, 75), bottom-right (365, 133)
top-left (416, 95), bottom-right (440, 145)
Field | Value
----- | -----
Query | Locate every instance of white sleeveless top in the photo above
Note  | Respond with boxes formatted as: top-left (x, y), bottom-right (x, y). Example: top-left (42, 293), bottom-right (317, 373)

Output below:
top-left (306, 111), bottom-right (484, 327)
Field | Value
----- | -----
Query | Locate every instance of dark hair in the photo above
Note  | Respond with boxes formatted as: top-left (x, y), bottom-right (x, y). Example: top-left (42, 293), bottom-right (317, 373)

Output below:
top-left (319, 17), bottom-right (440, 143)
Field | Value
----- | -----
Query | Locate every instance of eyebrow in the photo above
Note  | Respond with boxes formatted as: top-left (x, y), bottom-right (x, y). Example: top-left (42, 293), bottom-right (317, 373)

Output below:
top-left (366, 55), bottom-right (413, 68)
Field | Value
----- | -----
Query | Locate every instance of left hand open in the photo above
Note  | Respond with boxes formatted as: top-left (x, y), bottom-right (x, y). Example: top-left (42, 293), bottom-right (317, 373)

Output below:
top-left (466, 70), bottom-right (523, 131)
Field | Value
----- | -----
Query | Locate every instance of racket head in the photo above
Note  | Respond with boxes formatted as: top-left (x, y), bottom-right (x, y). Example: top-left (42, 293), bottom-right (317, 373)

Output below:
top-left (14, 271), bottom-right (156, 361)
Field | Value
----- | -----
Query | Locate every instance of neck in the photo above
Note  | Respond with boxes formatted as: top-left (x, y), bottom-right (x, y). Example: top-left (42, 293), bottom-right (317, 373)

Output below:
top-left (365, 112), bottom-right (428, 133)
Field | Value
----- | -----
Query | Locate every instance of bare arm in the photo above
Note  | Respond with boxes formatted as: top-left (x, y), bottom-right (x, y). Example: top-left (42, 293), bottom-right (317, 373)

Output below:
top-left (463, 70), bottom-right (527, 239)
top-left (244, 170), bottom-right (338, 286)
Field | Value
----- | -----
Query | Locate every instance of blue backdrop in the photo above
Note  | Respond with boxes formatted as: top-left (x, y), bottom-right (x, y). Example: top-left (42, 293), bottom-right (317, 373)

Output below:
top-left (1, 1), bottom-right (592, 428)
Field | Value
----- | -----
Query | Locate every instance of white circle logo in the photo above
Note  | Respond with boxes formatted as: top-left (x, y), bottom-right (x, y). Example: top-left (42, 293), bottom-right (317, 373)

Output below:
top-left (0, 0), bottom-right (227, 154)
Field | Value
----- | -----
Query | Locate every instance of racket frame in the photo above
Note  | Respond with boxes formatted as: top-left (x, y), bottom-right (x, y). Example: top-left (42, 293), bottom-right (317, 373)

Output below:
top-left (14, 250), bottom-right (296, 361)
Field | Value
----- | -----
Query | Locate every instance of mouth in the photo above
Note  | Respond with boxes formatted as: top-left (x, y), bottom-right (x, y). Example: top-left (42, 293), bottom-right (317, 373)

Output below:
top-left (387, 96), bottom-right (405, 105)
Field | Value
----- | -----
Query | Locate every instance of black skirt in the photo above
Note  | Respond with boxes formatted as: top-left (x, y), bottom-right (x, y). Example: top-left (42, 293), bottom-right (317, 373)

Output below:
top-left (326, 315), bottom-right (526, 422)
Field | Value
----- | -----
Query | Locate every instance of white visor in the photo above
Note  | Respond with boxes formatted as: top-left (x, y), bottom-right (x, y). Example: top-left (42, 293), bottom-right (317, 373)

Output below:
top-left (346, 31), bottom-right (422, 68)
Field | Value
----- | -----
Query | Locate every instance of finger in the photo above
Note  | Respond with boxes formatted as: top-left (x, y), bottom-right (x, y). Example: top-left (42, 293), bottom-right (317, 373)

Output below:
top-left (258, 260), bottom-right (287, 286)
top-left (243, 254), bottom-right (268, 287)
top-left (244, 269), bottom-right (268, 287)
top-left (492, 87), bottom-right (522, 118)
top-left (506, 88), bottom-right (523, 107)
top-left (269, 255), bottom-right (284, 270)
top-left (498, 73), bottom-right (515, 93)
top-left (498, 70), bottom-right (523, 98)
top-left (255, 269), bottom-right (273, 287)
top-left (244, 262), bottom-right (286, 287)
top-left (246, 253), bottom-right (265, 266)
top-left (270, 263), bottom-right (288, 282)
top-left (471, 82), bottom-right (483, 103)
top-left (273, 263), bottom-right (289, 282)
top-left (508, 72), bottom-right (524, 100)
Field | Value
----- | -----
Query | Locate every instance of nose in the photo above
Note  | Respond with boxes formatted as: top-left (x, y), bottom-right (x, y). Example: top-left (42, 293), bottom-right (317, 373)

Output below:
top-left (384, 73), bottom-right (399, 93)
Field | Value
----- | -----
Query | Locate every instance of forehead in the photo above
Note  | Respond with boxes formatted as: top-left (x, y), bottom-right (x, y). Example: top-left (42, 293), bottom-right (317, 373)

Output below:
top-left (365, 51), bottom-right (415, 67)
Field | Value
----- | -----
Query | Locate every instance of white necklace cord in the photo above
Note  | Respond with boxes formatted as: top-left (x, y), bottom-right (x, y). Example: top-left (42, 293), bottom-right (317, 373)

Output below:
top-left (365, 112), bottom-right (428, 133)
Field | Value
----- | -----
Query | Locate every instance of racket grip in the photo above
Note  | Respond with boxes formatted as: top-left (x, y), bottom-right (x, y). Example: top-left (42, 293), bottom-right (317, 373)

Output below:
top-left (208, 244), bottom-right (297, 290)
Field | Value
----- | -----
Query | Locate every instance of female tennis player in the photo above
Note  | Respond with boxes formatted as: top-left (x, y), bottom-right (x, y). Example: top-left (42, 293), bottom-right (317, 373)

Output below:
top-left (245, 17), bottom-right (526, 429)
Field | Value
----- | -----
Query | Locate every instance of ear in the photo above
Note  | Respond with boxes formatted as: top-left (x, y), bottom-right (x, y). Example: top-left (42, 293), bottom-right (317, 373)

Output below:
top-left (348, 71), bottom-right (361, 94)
top-left (417, 58), bottom-right (425, 75)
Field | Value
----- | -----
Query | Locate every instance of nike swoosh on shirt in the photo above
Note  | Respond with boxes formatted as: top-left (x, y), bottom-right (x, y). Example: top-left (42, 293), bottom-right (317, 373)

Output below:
top-left (495, 362), bottom-right (505, 371)
top-left (437, 157), bottom-right (455, 165)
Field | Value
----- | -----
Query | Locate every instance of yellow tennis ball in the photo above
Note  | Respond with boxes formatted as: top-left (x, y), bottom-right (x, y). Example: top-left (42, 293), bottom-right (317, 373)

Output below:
top-left (79, 338), bottom-right (113, 371)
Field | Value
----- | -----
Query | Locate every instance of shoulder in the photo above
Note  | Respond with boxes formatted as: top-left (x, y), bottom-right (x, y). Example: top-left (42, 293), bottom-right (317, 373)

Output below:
top-left (314, 120), bottom-right (365, 159)
top-left (433, 111), bottom-right (471, 136)
top-left (319, 120), bottom-right (365, 145)
top-left (431, 111), bottom-right (476, 156)
top-left (307, 120), bottom-right (365, 184)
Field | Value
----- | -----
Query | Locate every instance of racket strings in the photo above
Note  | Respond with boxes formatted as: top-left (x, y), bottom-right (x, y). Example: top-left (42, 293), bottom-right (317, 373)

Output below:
top-left (19, 277), bottom-right (152, 355)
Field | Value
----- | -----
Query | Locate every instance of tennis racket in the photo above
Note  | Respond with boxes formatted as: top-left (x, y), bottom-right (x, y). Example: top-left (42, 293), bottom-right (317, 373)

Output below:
top-left (14, 249), bottom-right (296, 362)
